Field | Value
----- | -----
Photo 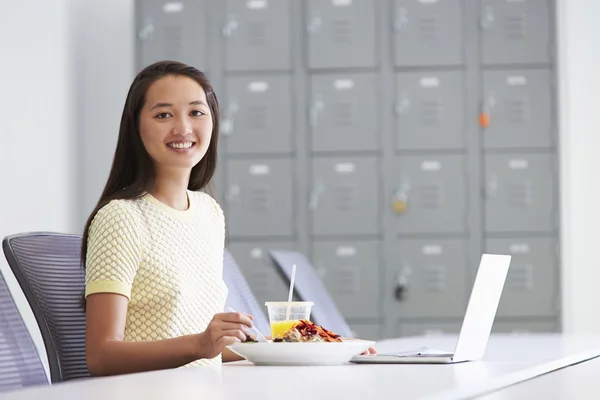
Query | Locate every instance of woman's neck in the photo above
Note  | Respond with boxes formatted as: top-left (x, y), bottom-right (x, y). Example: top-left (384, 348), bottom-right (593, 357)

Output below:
top-left (150, 169), bottom-right (191, 211)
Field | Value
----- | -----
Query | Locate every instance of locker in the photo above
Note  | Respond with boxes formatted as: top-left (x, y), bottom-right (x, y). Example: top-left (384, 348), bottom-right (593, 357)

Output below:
top-left (225, 159), bottom-right (294, 237)
top-left (385, 239), bottom-right (469, 319)
top-left (392, 155), bottom-right (467, 234)
top-left (312, 240), bottom-right (381, 319)
top-left (210, 159), bottom-right (226, 205)
top-left (306, 0), bottom-right (377, 69)
top-left (226, 242), bottom-right (294, 309)
top-left (480, 0), bottom-right (551, 65)
top-left (393, 0), bottom-right (464, 67)
top-left (310, 73), bottom-right (379, 152)
top-left (349, 323), bottom-right (381, 340)
top-left (222, 76), bottom-right (293, 154)
top-left (222, 0), bottom-right (292, 71)
top-left (395, 320), bottom-right (461, 338)
top-left (396, 71), bottom-right (466, 150)
top-left (136, 0), bottom-right (207, 71)
top-left (484, 154), bottom-right (556, 233)
top-left (492, 318), bottom-right (558, 334)
top-left (486, 238), bottom-right (557, 317)
top-left (310, 157), bottom-right (380, 236)
top-left (482, 69), bottom-right (553, 149)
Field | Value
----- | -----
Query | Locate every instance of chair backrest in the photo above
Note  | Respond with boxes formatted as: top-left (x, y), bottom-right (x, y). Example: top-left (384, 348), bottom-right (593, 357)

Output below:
top-left (223, 250), bottom-right (270, 335)
top-left (2, 232), bottom-right (89, 383)
top-left (268, 250), bottom-right (353, 338)
top-left (0, 268), bottom-right (48, 392)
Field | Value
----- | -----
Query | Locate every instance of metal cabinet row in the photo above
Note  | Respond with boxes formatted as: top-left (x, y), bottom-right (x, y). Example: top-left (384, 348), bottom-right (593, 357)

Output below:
top-left (217, 69), bottom-right (554, 155)
top-left (226, 237), bottom-right (558, 339)
top-left (220, 153), bottom-right (557, 239)
top-left (136, 0), bottom-right (553, 72)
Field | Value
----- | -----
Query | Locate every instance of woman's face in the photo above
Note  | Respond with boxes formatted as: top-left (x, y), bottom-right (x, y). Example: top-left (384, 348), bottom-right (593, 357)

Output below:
top-left (139, 75), bottom-right (213, 173)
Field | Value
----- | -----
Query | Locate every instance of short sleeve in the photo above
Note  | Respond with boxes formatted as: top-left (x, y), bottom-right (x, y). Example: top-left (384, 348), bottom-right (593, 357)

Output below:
top-left (85, 200), bottom-right (142, 300)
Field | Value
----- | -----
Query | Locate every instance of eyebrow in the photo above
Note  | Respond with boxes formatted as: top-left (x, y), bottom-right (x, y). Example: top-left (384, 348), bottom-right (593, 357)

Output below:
top-left (150, 100), bottom-right (208, 110)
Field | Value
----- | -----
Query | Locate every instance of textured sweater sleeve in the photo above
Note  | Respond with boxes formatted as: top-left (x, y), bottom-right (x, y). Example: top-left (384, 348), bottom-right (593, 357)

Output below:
top-left (85, 200), bottom-right (142, 300)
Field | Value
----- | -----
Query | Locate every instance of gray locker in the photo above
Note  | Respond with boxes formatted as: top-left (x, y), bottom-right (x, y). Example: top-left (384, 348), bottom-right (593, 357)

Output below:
top-left (136, 0), bottom-right (207, 70)
top-left (312, 240), bottom-right (381, 319)
top-left (480, 0), bottom-right (551, 65)
top-left (223, 76), bottom-right (293, 154)
top-left (492, 318), bottom-right (557, 334)
top-left (225, 159), bottom-right (294, 237)
top-left (211, 159), bottom-right (226, 205)
top-left (310, 73), bottom-right (379, 152)
top-left (222, 0), bottom-right (292, 71)
top-left (482, 69), bottom-right (553, 149)
top-left (484, 154), bottom-right (556, 233)
top-left (306, 0), bottom-right (377, 69)
top-left (392, 155), bottom-right (467, 234)
top-left (227, 242), bottom-right (294, 310)
top-left (349, 323), bottom-right (381, 340)
top-left (386, 239), bottom-right (469, 319)
top-left (310, 157), bottom-right (380, 236)
top-left (486, 238), bottom-right (557, 317)
top-left (396, 71), bottom-right (465, 150)
top-left (395, 320), bottom-right (461, 338)
top-left (393, 0), bottom-right (464, 67)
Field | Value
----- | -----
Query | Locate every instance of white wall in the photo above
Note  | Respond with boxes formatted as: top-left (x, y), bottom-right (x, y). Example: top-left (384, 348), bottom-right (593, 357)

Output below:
top-left (558, 0), bottom-right (600, 334)
top-left (0, 0), bottom-right (76, 378)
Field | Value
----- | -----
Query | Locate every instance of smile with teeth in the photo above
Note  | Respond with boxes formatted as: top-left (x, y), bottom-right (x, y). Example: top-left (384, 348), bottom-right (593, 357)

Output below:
top-left (167, 142), bottom-right (195, 149)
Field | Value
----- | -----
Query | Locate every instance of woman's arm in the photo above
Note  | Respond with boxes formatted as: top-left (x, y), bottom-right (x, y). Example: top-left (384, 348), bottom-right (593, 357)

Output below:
top-left (85, 293), bottom-right (205, 376)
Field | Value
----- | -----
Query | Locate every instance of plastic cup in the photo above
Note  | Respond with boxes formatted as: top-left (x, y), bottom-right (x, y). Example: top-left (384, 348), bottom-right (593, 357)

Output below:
top-left (265, 301), bottom-right (314, 340)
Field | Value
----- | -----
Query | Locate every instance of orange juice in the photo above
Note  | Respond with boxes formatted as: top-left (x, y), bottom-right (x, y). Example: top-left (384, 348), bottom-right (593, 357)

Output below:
top-left (270, 320), bottom-right (299, 339)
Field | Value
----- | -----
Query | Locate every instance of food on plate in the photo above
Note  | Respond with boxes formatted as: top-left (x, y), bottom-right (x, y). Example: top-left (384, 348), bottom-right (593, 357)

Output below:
top-left (270, 320), bottom-right (299, 339)
top-left (243, 335), bottom-right (258, 343)
top-left (272, 320), bottom-right (342, 343)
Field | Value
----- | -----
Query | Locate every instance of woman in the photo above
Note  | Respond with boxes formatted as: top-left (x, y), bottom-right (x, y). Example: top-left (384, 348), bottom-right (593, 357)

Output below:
top-left (82, 61), bottom-right (252, 376)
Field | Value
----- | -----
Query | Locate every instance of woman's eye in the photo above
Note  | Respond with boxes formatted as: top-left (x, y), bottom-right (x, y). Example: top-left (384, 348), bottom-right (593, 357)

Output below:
top-left (190, 110), bottom-right (205, 117)
top-left (156, 112), bottom-right (171, 119)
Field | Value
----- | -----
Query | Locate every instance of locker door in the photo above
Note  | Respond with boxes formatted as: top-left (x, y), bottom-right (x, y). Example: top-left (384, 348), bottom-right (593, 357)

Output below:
top-left (312, 241), bottom-right (381, 319)
top-left (226, 159), bottom-right (294, 237)
top-left (223, 76), bottom-right (293, 155)
top-left (210, 160), bottom-right (226, 205)
top-left (349, 323), bottom-right (381, 340)
top-left (227, 242), bottom-right (293, 309)
top-left (393, 0), bottom-right (463, 67)
top-left (137, 0), bottom-right (207, 71)
top-left (222, 0), bottom-right (292, 71)
top-left (385, 239), bottom-right (468, 319)
top-left (482, 70), bottom-right (553, 149)
top-left (310, 157), bottom-right (379, 236)
top-left (484, 154), bottom-right (556, 233)
top-left (395, 320), bottom-right (461, 338)
top-left (310, 73), bottom-right (379, 152)
top-left (480, 0), bottom-right (551, 65)
top-left (392, 155), bottom-right (467, 234)
top-left (396, 71), bottom-right (465, 151)
top-left (486, 238), bottom-right (557, 317)
top-left (492, 318), bottom-right (558, 334)
top-left (306, 0), bottom-right (377, 69)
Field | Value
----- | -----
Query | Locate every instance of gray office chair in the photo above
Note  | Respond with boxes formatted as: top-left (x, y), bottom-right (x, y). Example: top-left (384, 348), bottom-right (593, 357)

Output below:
top-left (2, 232), bottom-right (89, 383)
top-left (268, 250), bottom-right (353, 338)
top-left (223, 250), bottom-right (270, 335)
top-left (0, 267), bottom-right (48, 392)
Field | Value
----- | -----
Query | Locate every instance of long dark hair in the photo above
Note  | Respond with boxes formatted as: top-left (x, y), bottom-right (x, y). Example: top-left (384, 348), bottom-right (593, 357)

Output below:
top-left (80, 61), bottom-right (220, 306)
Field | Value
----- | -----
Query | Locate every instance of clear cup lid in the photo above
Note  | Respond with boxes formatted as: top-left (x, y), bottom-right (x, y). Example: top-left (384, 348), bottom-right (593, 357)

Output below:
top-left (265, 301), bottom-right (314, 307)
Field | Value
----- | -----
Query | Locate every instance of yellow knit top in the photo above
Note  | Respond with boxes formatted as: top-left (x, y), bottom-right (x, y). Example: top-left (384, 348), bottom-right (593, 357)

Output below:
top-left (84, 190), bottom-right (228, 368)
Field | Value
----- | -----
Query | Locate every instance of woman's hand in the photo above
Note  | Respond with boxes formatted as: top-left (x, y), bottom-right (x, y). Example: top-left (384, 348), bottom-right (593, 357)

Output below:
top-left (196, 312), bottom-right (254, 359)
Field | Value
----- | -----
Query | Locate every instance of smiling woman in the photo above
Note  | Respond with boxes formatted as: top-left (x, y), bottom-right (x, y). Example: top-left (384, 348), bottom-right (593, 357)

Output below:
top-left (79, 61), bottom-right (254, 377)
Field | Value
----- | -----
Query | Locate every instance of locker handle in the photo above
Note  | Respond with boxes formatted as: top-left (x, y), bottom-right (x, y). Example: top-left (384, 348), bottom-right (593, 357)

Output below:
top-left (309, 99), bottom-right (325, 128)
top-left (485, 175), bottom-right (499, 199)
top-left (222, 18), bottom-right (239, 37)
top-left (395, 93), bottom-right (411, 116)
top-left (138, 20), bottom-right (155, 41)
top-left (393, 7), bottom-right (409, 32)
top-left (309, 179), bottom-right (325, 211)
top-left (225, 185), bottom-right (240, 204)
top-left (307, 17), bottom-right (322, 34)
top-left (221, 102), bottom-right (239, 136)
top-left (480, 7), bottom-right (495, 30)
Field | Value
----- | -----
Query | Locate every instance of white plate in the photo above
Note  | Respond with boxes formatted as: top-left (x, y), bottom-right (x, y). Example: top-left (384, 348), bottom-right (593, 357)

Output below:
top-left (227, 339), bottom-right (375, 366)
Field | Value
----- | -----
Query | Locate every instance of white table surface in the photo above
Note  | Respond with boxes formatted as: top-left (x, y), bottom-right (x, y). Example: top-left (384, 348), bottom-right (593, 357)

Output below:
top-left (478, 354), bottom-right (600, 399)
top-left (3, 334), bottom-right (600, 400)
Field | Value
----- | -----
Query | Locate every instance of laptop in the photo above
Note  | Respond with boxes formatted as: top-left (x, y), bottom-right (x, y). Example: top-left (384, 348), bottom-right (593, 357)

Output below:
top-left (351, 253), bottom-right (511, 364)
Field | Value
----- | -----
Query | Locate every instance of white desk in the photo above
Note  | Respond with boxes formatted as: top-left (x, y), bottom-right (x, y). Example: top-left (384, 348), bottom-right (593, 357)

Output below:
top-left (2, 334), bottom-right (600, 400)
top-left (478, 354), bottom-right (600, 399)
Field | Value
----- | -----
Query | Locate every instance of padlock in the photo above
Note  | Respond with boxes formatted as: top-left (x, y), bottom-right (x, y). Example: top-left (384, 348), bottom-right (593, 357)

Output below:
top-left (479, 112), bottom-right (490, 128)
top-left (392, 198), bottom-right (408, 214)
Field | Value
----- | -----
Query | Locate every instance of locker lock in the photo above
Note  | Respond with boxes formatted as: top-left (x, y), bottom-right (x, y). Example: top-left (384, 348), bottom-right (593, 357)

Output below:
top-left (480, 7), bottom-right (495, 30)
top-left (394, 274), bottom-right (408, 302)
top-left (138, 19), bottom-right (155, 41)
top-left (393, 7), bottom-right (409, 32)
top-left (392, 185), bottom-right (410, 214)
top-left (222, 18), bottom-right (239, 37)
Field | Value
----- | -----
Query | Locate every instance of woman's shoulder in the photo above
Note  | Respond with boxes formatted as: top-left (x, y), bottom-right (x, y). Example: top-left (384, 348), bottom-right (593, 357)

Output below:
top-left (190, 190), bottom-right (224, 218)
top-left (91, 198), bottom-right (144, 229)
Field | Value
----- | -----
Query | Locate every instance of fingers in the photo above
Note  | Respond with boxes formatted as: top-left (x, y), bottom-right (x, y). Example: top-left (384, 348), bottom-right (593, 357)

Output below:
top-left (218, 336), bottom-right (242, 348)
top-left (219, 312), bottom-right (254, 327)
top-left (220, 329), bottom-right (247, 343)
